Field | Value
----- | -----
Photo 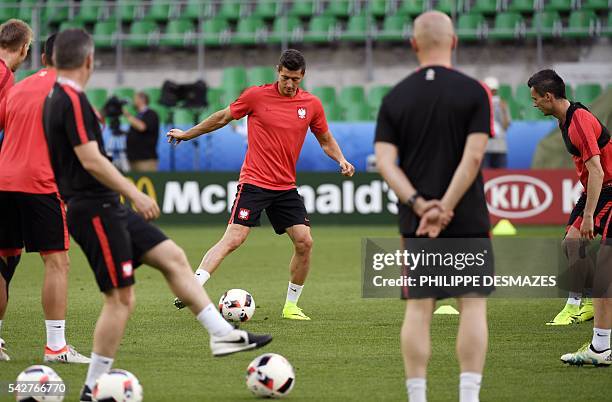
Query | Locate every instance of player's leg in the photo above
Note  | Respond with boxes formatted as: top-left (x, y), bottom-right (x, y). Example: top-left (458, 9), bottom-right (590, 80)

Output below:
top-left (282, 224), bottom-right (313, 320)
top-left (401, 298), bottom-right (435, 402)
top-left (456, 297), bottom-right (488, 402)
top-left (141, 238), bottom-right (272, 357)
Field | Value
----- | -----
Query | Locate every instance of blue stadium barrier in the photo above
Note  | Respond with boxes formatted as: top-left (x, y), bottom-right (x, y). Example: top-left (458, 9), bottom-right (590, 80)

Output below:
top-left (506, 121), bottom-right (557, 168)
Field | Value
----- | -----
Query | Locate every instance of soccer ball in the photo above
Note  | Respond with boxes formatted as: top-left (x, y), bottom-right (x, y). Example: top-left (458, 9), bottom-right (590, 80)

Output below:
top-left (218, 288), bottom-right (256, 322)
top-left (15, 365), bottom-right (64, 402)
top-left (92, 369), bottom-right (142, 402)
top-left (246, 353), bottom-right (295, 398)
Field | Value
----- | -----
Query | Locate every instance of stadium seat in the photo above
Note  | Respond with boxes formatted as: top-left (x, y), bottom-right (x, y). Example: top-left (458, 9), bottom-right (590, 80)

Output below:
top-left (0, 3), bottom-right (18, 21)
top-left (59, 20), bottom-right (86, 31)
top-left (544, 0), bottom-right (573, 12)
top-left (397, 0), bottom-right (426, 16)
top-left (344, 101), bottom-right (372, 121)
top-left (200, 17), bottom-right (230, 46)
top-left (145, 0), bottom-right (174, 22)
top-left (605, 11), bottom-right (612, 37)
top-left (367, 85), bottom-right (391, 111)
top-left (565, 84), bottom-right (574, 100)
top-left (217, 0), bottom-right (241, 21)
top-left (507, 0), bottom-right (537, 13)
top-left (322, 101), bottom-right (344, 121)
top-left (526, 11), bottom-right (562, 38)
top-left (173, 108), bottom-right (196, 125)
top-left (45, 0), bottom-right (69, 24)
top-left (470, 0), bottom-right (500, 14)
top-left (498, 84), bottom-right (513, 102)
top-left (206, 87), bottom-right (225, 107)
top-left (15, 69), bottom-right (36, 82)
top-left (580, 0), bottom-right (610, 11)
top-left (161, 19), bottom-right (195, 47)
top-left (489, 12), bottom-right (525, 39)
top-left (563, 10), bottom-right (598, 38)
top-left (142, 87), bottom-right (162, 105)
top-left (182, 0), bottom-right (214, 21)
top-left (93, 21), bottom-right (117, 49)
top-left (323, 0), bottom-right (352, 18)
top-left (366, 0), bottom-right (388, 18)
top-left (457, 13), bottom-right (485, 41)
top-left (109, 0), bottom-right (139, 22)
top-left (288, 0), bottom-right (316, 18)
top-left (339, 86), bottom-right (366, 108)
top-left (76, 0), bottom-right (104, 23)
top-left (222, 67), bottom-right (248, 102)
top-left (247, 66), bottom-right (276, 87)
top-left (311, 86), bottom-right (338, 105)
top-left (268, 16), bottom-right (303, 44)
top-left (253, 0), bottom-right (280, 19)
top-left (126, 20), bottom-right (159, 48)
top-left (522, 105), bottom-right (547, 120)
top-left (18, 0), bottom-right (38, 22)
top-left (342, 15), bottom-right (373, 42)
top-left (435, 0), bottom-right (462, 15)
top-left (304, 15), bottom-right (338, 43)
top-left (86, 88), bottom-right (108, 111)
top-left (378, 14), bottom-right (412, 41)
top-left (515, 85), bottom-right (533, 106)
top-left (113, 87), bottom-right (135, 101)
top-left (231, 17), bottom-right (266, 45)
top-left (575, 83), bottom-right (602, 104)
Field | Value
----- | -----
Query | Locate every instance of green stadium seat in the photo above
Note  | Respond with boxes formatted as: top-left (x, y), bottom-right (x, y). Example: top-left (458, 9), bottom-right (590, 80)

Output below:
top-left (247, 66), bottom-right (276, 87)
top-left (457, 13), bottom-right (485, 41)
top-left (342, 15), bottom-right (372, 42)
top-left (15, 69), bottom-right (37, 83)
top-left (141, 87), bottom-right (161, 105)
top-left (526, 11), bottom-right (562, 38)
top-left (253, 0), bottom-right (280, 19)
top-left (288, 0), bottom-right (316, 18)
top-left (523, 106), bottom-right (547, 120)
top-left (304, 15), bottom-right (337, 43)
top-left (182, 0), bottom-right (213, 21)
top-left (161, 19), bottom-right (195, 47)
top-left (113, 87), bottom-right (135, 101)
top-left (59, 20), bottom-right (86, 31)
top-left (93, 21), bottom-right (116, 49)
top-left (173, 108), bottom-right (196, 125)
top-left (109, 0), bottom-right (138, 22)
top-left (217, 0), bottom-right (241, 21)
top-left (575, 83), bottom-right (602, 104)
top-left (86, 88), bottom-right (108, 111)
top-left (222, 67), bottom-right (248, 100)
top-left (544, 0), bottom-right (573, 12)
top-left (45, 0), bottom-right (69, 24)
top-left (150, 103), bottom-right (170, 124)
top-left (470, 0), bottom-right (499, 15)
top-left (200, 17), bottom-right (230, 46)
top-left (378, 14), bottom-right (412, 41)
top-left (311, 86), bottom-right (338, 105)
top-left (206, 87), bottom-right (224, 107)
top-left (507, 0), bottom-right (537, 13)
top-left (397, 0), bottom-right (425, 16)
top-left (344, 101), bottom-right (372, 121)
top-left (126, 21), bottom-right (159, 48)
top-left (322, 101), bottom-right (344, 121)
top-left (76, 0), bottom-right (103, 23)
top-left (563, 10), bottom-right (598, 38)
top-left (18, 0), bottom-right (38, 22)
top-left (605, 12), bottom-right (612, 37)
top-left (323, 1), bottom-right (351, 18)
top-left (508, 99), bottom-right (522, 119)
top-left (367, 85), bottom-right (391, 111)
top-left (231, 17), bottom-right (265, 45)
top-left (268, 16), bottom-right (302, 44)
top-left (515, 85), bottom-right (533, 106)
top-left (565, 84), bottom-right (574, 100)
top-left (580, 0), bottom-right (610, 11)
top-left (339, 86), bottom-right (366, 108)
top-left (366, 0), bottom-right (388, 18)
top-left (0, 3), bottom-right (19, 21)
top-left (498, 84), bottom-right (513, 102)
top-left (435, 0), bottom-right (462, 15)
top-left (146, 0), bottom-right (173, 22)
top-left (489, 12), bottom-right (524, 39)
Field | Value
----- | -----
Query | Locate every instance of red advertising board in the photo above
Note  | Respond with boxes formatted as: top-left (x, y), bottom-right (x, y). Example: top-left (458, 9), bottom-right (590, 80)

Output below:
top-left (483, 169), bottom-right (581, 225)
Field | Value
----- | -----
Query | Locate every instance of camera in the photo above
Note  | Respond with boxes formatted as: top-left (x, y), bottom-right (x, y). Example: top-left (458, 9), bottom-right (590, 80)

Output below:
top-left (103, 96), bottom-right (129, 136)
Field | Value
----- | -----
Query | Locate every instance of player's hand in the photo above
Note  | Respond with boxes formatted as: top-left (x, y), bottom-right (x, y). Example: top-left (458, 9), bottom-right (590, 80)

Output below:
top-left (415, 201), bottom-right (454, 238)
top-left (580, 214), bottom-right (595, 240)
top-left (339, 160), bottom-right (355, 177)
top-left (131, 191), bottom-right (160, 221)
top-left (166, 128), bottom-right (189, 146)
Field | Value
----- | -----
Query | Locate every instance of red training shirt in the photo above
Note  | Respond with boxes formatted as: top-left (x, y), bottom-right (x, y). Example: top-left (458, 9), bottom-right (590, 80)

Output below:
top-left (0, 68), bottom-right (58, 193)
top-left (230, 83), bottom-right (329, 190)
top-left (567, 108), bottom-right (612, 189)
top-left (0, 59), bottom-right (14, 102)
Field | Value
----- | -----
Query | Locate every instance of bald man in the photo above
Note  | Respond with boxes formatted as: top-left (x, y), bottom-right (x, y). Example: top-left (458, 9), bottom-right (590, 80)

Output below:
top-left (375, 11), bottom-right (494, 402)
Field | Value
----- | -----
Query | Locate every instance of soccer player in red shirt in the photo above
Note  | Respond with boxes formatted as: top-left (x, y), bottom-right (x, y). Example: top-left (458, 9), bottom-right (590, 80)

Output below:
top-left (0, 34), bottom-right (89, 363)
top-left (167, 49), bottom-right (355, 320)
top-left (0, 19), bottom-right (31, 103)
top-left (528, 69), bottom-right (612, 366)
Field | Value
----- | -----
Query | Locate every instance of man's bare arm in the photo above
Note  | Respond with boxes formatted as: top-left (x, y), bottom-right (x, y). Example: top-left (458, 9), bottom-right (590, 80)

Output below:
top-left (581, 155), bottom-right (604, 239)
top-left (167, 107), bottom-right (234, 144)
top-left (314, 130), bottom-right (355, 176)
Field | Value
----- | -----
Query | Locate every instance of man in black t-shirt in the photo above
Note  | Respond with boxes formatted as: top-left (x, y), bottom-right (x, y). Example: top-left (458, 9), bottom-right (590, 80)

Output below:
top-left (374, 12), bottom-right (493, 402)
top-left (43, 29), bottom-right (271, 402)
top-left (124, 92), bottom-right (159, 172)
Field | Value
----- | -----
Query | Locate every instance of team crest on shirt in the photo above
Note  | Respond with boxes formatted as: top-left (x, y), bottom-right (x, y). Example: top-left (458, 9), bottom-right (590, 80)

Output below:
top-left (121, 261), bottom-right (133, 278)
top-left (238, 208), bottom-right (251, 220)
top-left (297, 107), bottom-right (307, 119)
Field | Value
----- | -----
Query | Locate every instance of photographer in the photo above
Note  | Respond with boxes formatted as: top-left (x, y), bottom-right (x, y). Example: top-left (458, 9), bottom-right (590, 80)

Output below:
top-left (124, 92), bottom-right (160, 172)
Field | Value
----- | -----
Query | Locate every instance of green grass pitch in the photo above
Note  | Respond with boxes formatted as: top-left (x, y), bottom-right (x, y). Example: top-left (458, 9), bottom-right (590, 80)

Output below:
top-left (0, 225), bottom-right (609, 401)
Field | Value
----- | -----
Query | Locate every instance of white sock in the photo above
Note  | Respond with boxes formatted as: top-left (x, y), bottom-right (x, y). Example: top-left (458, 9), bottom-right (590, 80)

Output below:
top-left (195, 269), bottom-right (211, 286)
top-left (286, 282), bottom-right (303, 304)
top-left (45, 320), bottom-right (66, 351)
top-left (592, 328), bottom-right (611, 352)
top-left (406, 378), bottom-right (426, 402)
top-left (197, 304), bottom-right (233, 337)
top-left (566, 292), bottom-right (581, 306)
top-left (459, 372), bottom-right (482, 402)
top-left (85, 353), bottom-right (114, 389)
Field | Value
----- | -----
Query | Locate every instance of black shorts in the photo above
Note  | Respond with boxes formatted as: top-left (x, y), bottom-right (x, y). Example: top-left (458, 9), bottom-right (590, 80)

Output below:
top-left (228, 183), bottom-right (310, 235)
top-left (567, 186), bottom-right (612, 245)
top-left (67, 197), bottom-right (167, 293)
top-left (0, 191), bottom-right (69, 255)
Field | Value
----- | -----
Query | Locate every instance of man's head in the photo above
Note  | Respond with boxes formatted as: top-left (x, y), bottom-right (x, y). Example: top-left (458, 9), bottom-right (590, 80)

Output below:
top-left (411, 11), bottom-right (456, 60)
top-left (53, 29), bottom-right (94, 78)
top-left (42, 33), bottom-right (57, 68)
top-left (527, 69), bottom-right (566, 116)
top-left (0, 19), bottom-right (33, 71)
top-left (134, 92), bottom-right (149, 110)
top-left (276, 49), bottom-right (305, 97)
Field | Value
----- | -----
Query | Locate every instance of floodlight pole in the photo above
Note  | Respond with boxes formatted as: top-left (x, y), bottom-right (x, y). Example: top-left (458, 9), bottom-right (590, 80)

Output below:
top-left (31, 6), bottom-right (41, 71)
top-left (116, 12), bottom-right (125, 85)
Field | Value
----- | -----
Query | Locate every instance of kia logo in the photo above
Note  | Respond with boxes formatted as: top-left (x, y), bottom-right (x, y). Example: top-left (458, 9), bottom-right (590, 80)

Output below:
top-left (484, 175), bottom-right (553, 219)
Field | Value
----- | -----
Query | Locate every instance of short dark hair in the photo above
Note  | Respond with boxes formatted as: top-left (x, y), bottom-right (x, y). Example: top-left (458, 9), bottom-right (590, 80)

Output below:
top-left (279, 49), bottom-right (306, 73)
top-left (0, 19), bottom-right (33, 52)
top-left (136, 91), bottom-right (149, 105)
top-left (43, 33), bottom-right (57, 66)
top-left (53, 29), bottom-right (94, 70)
top-left (527, 69), bottom-right (566, 99)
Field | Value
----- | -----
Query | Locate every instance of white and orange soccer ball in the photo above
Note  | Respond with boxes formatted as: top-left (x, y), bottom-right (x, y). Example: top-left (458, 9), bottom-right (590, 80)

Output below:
top-left (92, 369), bottom-right (143, 402)
top-left (218, 288), bottom-right (256, 322)
top-left (246, 353), bottom-right (295, 398)
top-left (15, 365), bottom-right (64, 402)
